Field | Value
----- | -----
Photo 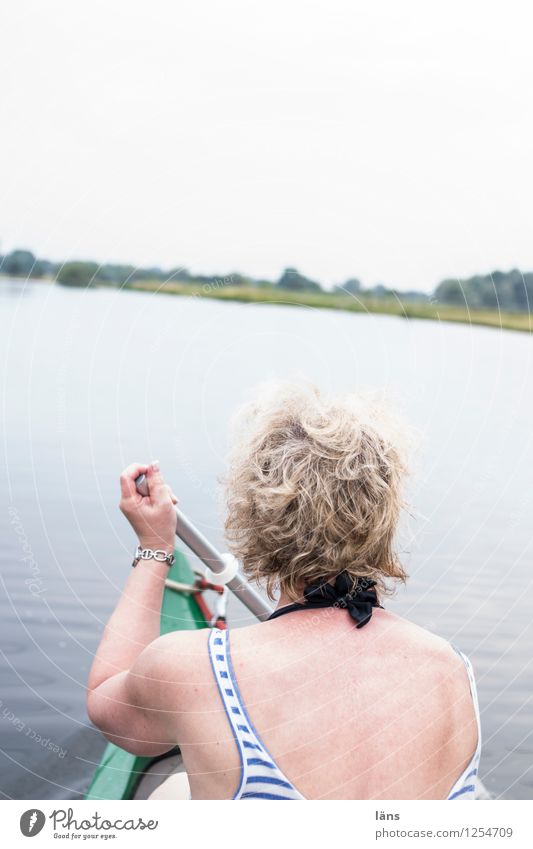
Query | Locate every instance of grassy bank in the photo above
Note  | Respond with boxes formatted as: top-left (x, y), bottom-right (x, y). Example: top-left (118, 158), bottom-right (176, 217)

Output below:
top-left (2, 273), bottom-right (530, 332)
top-left (121, 279), bottom-right (533, 333)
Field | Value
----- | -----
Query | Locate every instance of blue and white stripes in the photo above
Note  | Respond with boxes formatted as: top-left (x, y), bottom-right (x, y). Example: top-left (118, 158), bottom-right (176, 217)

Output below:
top-left (446, 648), bottom-right (482, 800)
top-left (208, 628), bottom-right (305, 800)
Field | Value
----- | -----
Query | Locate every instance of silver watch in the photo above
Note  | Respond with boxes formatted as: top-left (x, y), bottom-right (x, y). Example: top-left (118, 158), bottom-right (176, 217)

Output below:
top-left (132, 545), bottom-right (175, 568)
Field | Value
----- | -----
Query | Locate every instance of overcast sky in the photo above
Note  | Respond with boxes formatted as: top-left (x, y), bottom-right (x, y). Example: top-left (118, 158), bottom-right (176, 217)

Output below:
top-left (2, 0), bottom-right (532, 291)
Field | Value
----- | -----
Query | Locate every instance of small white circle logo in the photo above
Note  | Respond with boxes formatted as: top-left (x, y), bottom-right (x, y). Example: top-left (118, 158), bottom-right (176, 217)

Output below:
top-left (20, 809), bottom-right (46, 837)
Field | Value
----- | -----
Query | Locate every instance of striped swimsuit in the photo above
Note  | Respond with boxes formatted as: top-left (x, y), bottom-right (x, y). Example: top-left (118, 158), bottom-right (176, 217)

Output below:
top-left (207, 628), bottom-right (482, 800)
top-left (446, 646), bottom-right (482, 800)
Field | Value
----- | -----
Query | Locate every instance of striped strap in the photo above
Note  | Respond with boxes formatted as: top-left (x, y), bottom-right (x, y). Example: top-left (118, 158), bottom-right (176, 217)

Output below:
top-left (207, 628), bottom-right (305, 800)
top-left (446, 647), bottom-right (482, 800)
top-left (452, 647), bottom-right (482, 754)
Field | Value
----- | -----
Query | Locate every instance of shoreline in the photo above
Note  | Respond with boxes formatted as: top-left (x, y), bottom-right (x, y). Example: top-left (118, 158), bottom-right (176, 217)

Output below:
top-left (2, 274), bottom-right (531, 333)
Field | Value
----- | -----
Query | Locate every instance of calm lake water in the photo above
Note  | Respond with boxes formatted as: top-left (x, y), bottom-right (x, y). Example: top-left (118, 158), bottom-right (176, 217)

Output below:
top-left (1, 279), bottom-right (532, 799)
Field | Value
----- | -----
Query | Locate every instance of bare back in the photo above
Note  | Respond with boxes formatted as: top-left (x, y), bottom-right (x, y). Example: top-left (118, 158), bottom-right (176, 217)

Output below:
top-left (156, 608), bottom-right (478, 800)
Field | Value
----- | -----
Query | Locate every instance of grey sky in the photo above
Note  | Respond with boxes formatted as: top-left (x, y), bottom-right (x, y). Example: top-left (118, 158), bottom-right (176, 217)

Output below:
top-left (2, 0), bottom-right (532, 292)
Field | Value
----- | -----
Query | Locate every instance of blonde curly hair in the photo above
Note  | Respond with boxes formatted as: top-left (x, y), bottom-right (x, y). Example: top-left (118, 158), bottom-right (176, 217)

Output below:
top-left (224, 382), bottom-right (410, 602)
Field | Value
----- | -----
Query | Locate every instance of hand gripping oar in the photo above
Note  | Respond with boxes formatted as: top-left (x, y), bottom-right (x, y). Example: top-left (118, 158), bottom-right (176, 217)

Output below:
top-left (135, 474), bottom-right (272, 621)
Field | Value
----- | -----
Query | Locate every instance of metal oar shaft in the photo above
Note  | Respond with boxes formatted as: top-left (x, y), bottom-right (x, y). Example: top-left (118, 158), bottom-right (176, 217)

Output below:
top-left (174, 506), bottom-right (272, 619)
top-left (135, 474), bottom-right (272, 620)
top-left (173, 506), bottom-right (227, 574)
top-left (225, 573), bottom-right (273, 620)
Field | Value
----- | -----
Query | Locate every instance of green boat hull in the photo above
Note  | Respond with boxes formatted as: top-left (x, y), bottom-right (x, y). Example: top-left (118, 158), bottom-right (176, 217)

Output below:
top-left (85, 548), bottom-right (208, 800)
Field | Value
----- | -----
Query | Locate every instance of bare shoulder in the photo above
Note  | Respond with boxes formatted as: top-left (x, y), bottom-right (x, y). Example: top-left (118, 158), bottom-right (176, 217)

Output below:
top-left (383, 611), bottom-right (461, 660)
top-left (374, 611), bottom-right (471, 692)
top-left (389, 614), bottom-right (476, 721)
top-left (380, 612), bottom-right (478, 746)
top-left (128, 628), bottom-right (211, 708)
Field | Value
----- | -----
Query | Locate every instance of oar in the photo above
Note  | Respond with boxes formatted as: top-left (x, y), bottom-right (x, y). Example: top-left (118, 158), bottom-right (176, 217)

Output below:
top-left (135, 474), bottom-right (272, 620)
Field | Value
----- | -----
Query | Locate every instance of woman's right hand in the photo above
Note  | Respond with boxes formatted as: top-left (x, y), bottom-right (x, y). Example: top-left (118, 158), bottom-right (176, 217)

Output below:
top-left (119, 461), bottom-right (178, 553)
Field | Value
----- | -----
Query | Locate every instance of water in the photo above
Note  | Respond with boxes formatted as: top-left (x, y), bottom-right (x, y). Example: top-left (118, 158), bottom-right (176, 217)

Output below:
top-left (1, 279), bottom-right (532, 799)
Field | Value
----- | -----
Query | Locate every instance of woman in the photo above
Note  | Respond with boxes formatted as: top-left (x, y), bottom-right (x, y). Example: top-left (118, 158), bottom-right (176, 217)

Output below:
top-left (86, 383), bottom-right (481, 800)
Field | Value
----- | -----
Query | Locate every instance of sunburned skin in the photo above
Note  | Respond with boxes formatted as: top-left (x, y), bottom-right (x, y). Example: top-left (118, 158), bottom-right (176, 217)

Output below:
top-left (92, 602), bottom-right (479, 800)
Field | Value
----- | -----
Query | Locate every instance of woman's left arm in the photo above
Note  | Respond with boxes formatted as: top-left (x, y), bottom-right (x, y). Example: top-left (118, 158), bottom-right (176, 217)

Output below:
top-left (86, 461), bottom-right (180, 755)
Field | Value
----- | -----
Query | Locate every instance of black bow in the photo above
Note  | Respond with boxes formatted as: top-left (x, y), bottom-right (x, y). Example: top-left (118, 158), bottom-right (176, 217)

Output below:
top-left (300, 572), bottom-right (382, 628)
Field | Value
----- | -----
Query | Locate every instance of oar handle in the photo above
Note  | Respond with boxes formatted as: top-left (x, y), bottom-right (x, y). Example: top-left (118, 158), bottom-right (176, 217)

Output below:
top-left (134, 473), bottom-right (272, 620)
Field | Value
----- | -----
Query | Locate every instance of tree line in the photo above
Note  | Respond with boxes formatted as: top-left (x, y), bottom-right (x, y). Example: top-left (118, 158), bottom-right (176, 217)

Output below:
top-left (1, 247), bottom-right (531, 312)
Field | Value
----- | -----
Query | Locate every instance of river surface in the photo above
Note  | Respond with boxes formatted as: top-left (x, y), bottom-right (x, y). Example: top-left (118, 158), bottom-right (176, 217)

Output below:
top-left (0, 279), bottom-right (532, 799)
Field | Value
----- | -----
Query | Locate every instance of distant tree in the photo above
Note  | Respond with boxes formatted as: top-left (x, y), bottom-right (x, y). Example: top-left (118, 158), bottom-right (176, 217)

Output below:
top-left (31, 259), bottom-right (58, 278)
top-left (130, 266), bottom-right (166, 282)
top-left (2, 249), bottom-right (36, 277)
top-left (501, 268), bottom-right (530, 311)
top-left (512, 271), bottom-right (533, 310)
top-left (226, 273), bottom-right (252, 287)
top-left (334, 279), bottom-right (362, 296)
top-left (341, 278), bottom-right (362, 294)
top-left (434, 279), bottom-right (466, 305)
top-left (367, 283), bottom-right (389, 298)
top-left (478, 279), bottom-right (500, 309)
top-left (166, 267), bottom-right (191, 282)
top-left (96, 264), bottom-right (136, 285)
top-left (192, 275), bottom-right (217, 285)
top-left (277, 267), bottom-right (322, 292)
top-left (433, 271), bottom-right (533, 311)
top-left (57, 261), bottom-right (99, 287)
